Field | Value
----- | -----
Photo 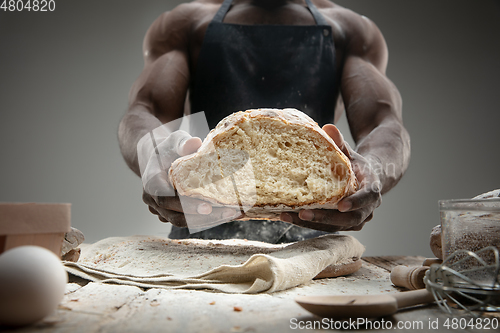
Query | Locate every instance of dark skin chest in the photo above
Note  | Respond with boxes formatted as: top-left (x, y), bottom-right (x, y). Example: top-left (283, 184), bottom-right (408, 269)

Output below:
top-left (187, 1), bottom-right (346, 83)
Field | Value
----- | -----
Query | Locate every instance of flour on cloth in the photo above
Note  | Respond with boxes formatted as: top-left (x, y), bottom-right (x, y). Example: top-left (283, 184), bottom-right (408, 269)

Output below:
top-left (64, 234), bottom-right (364, 294)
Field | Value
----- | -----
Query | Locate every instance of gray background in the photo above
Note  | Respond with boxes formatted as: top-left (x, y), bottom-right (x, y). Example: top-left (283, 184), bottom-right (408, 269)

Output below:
top-left (1, 0), bottom-right (499, 257)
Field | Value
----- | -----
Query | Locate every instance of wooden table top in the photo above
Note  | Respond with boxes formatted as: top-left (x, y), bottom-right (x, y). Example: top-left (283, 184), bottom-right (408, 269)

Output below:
top-left (2, 256), bottom-right (498, 333)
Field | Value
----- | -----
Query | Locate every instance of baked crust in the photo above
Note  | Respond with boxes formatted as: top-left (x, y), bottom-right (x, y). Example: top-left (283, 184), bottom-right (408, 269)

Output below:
top-left (430, 225), bottom-right (443, 259)
top-left (169, 108), bottom-right (358, 218)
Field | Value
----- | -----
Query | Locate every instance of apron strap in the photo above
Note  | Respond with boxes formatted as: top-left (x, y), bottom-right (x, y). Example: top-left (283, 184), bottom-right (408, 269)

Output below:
top-left (212, 0), bottom-right (233, 23)
top-left (304, 0), bottom-right (329, 26)
top-left (212, 0), bottom-right (329, 26)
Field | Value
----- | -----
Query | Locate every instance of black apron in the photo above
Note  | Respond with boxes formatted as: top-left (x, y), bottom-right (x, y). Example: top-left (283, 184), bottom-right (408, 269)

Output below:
top-left (170, 0), bottom-right (339, 242)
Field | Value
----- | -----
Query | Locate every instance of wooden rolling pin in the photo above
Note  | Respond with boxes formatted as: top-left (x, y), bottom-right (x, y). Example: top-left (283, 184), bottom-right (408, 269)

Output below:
top-left (390, 258), bottom-right (442, 290)
top-left (390, 265), bottom-right (429, 290)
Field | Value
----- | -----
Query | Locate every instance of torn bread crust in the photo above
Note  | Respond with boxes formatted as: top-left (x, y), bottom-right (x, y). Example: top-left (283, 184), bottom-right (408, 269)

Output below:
top-left (169, 108), bottom-right (358, 218)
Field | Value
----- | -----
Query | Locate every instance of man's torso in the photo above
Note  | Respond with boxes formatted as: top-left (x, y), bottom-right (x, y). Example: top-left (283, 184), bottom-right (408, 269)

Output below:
top-left (164, 0), bottom-right (359, 119)
top-left (188, 1), bottom-right (349, 70)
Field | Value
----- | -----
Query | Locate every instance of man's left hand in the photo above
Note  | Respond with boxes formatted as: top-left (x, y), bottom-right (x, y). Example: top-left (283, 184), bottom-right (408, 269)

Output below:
top-left (280, 124), bottom-right (382, 232)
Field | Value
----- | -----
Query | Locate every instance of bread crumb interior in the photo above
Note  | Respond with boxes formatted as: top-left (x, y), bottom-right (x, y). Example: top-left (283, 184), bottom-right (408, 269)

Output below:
top-left (211, 118), bottom-right (348, 206)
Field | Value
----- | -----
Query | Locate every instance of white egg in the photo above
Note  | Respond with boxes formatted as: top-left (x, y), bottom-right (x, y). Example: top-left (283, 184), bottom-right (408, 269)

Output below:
top-left (0, 245), bottom-right (68, 327)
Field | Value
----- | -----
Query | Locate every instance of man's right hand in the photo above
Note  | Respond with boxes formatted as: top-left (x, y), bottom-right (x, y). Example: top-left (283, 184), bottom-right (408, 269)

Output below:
top-left (143, 190), bottom-right (241, 228)
top-left (139, 130), bottom-right (240, 227)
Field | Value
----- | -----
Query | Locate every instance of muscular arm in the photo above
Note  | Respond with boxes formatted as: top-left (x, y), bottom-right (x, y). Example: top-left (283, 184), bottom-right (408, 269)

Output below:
top-left (118, 9), bottom-right (191, 176)
top-left (281, 10), bottom-right (410, 231)
top-left (118, 5), bottom-right (238, 226)
top-left (341, 14), bottom-right (410, 194)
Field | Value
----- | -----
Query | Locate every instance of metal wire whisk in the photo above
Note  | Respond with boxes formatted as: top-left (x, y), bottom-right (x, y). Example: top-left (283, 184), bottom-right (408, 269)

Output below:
top-left (424, 246), bottom-right (500, 316)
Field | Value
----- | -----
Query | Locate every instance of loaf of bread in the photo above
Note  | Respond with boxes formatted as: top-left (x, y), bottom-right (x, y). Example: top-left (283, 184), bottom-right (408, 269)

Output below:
top-left (429, 225), bottom-right (443, 259)
top-left (169, 108), bottom-right (358, 218)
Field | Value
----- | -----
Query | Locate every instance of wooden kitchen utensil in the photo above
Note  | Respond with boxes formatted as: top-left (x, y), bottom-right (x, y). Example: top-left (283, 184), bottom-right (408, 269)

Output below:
top-left (390, 259), bottom-right (442, 290)
top-left (390, 265), bottom-right (429, 290)
top-left (295, 289), bottom-right (435, 318)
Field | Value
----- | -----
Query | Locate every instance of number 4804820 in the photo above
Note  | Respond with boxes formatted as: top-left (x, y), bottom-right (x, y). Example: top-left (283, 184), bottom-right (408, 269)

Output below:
top-left (1, 0), bottom-right (55, 12)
